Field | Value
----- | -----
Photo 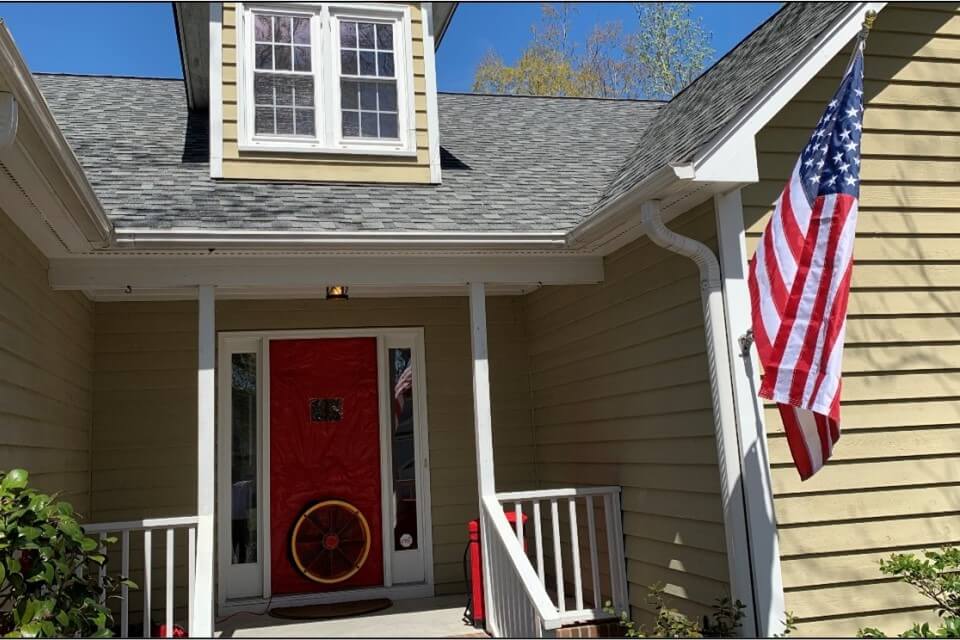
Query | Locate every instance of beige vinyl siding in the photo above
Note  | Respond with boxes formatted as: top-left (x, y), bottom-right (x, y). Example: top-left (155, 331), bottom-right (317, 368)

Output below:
top-left (742, 4), bottom-right (960, 635)
top-left (220, 2), bottom-right (433, 183)
top-left (0, 207), bottom-right (93, 513)
top-left (522, 201), bottom-right (728, 624)
top-left (91, 296), bottom-right (536, 597)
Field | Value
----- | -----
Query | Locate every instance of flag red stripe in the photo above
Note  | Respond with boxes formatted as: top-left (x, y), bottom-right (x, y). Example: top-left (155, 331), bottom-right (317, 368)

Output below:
top-left (788, 195), bottom-right (856, 405)
top-left (779, 405), bottom-right (814, 481)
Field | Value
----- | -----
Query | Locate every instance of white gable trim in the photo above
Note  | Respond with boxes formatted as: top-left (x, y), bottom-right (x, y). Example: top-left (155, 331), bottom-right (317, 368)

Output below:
top-left (209, 3), bottom-right (224, 179)
top-left (691, 2), bottom-right (886, 183)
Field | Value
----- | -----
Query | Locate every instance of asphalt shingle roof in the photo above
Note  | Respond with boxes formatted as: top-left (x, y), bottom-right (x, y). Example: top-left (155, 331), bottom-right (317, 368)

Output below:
top-left (597, 2), bottom-right (853, 210)
top-left (34, 2), bottom-right (856, 233)
top-left (34, 73), bottom-right (661, 232)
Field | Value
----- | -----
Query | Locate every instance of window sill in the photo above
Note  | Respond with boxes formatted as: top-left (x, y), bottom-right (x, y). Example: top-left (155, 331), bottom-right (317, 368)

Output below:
top-left (237, 140), bottom-right (418, 158)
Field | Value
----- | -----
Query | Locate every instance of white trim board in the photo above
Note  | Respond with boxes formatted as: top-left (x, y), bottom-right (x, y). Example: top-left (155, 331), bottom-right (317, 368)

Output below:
top-left (48, 254), bottom-right (603, 290)
top-left (209, 3), bottom-right (223, 179)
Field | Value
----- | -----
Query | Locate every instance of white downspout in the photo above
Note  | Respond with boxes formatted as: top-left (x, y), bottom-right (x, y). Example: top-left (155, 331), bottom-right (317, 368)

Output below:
top-left (639, 200), bottom-right (758, 636)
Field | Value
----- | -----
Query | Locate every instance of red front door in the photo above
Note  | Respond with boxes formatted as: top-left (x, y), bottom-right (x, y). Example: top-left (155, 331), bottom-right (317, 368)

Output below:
top-left (269, 337), bottom-right (383, 594)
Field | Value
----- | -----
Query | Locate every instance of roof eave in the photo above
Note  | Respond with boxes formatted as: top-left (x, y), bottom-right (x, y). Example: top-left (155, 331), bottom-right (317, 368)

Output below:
top-left (0, 23), bottom-right (113, 252)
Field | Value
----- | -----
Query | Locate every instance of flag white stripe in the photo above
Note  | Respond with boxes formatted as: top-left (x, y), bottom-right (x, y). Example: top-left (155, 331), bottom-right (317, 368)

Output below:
top-left (753, 238), bottom-right (782, 345)
top-left (773, 194), bottom-right (837, 403)
top-left (795, 408), bottom-right (823, 471)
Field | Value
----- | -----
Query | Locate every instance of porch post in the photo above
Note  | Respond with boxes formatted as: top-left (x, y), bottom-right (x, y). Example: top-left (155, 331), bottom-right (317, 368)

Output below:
top-left (468, 282), bottom-right (497, 634)
top-left (469, 281), bottom-right (496, 497)
top-left (714, 189), bottom-right (786, 636)
top-left (193, 285), bottom-right (215, 636)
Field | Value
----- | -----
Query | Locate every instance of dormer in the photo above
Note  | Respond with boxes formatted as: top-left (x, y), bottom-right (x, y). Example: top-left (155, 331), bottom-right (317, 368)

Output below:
top-left (175, 2), bottom-right (455, 184)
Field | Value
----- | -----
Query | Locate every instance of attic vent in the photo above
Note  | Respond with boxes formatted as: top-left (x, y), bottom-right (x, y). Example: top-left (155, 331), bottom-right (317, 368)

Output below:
top-left (0, 160), bottom-right (70, 251)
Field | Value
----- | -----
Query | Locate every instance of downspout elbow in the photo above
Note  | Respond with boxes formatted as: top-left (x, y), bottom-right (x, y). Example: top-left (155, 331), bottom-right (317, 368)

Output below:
top-left (639, 200), bottom-right (722, 291)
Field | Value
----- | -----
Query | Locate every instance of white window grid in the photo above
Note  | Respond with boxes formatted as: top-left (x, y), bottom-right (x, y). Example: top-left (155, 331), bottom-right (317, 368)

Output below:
top-left (337, 19), bottom-right (399, 140)
top-left (237, 3), bottom-right (414, 155)
top-left (251, 11), bottom-right (317, 138)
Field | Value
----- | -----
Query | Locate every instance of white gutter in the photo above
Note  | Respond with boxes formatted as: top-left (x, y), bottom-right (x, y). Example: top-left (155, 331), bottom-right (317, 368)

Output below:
top-left (112, 228), bottom-right (569, 250)
top-left (639, 200), bottom-right (758, 636)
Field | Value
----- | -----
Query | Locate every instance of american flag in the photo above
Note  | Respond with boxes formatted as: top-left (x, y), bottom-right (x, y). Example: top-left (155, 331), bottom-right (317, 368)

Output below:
top-left (748, 47), bottom-right (865, 480)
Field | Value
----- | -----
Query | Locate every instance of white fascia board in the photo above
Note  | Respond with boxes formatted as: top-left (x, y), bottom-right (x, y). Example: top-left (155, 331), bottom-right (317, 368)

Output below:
top-left (691, 2), bottom-right (886, 183)
top-left (48, 254), bottom-right (603, 290)
top-left (112, 227), bottom-right (568, 250)
top-left (0, 24), bottom-right (112, 246)
top-left (209, 3), bottom-right (224, 179)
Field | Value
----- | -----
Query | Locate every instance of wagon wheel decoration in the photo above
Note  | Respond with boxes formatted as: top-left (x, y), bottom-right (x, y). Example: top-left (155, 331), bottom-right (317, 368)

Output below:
top-left (290, 499), bottom-right (372, 584)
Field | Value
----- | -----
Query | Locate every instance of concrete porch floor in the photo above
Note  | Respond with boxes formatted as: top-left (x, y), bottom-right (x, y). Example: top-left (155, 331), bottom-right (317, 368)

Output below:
top-left (215, 595), bottom-right (485, 638)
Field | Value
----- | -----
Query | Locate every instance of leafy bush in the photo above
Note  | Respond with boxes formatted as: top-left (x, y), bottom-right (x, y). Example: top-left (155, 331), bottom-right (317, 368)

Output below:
top-left (605, 584), bottom-right (746, 638)
top-left (0, 469), bottom-right (134, 637)
top-left (857, 547), bottom-right (960, 638)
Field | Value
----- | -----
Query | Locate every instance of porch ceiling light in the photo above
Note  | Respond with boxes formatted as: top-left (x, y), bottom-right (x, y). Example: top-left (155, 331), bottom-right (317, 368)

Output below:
top-left (325, 285), bottom-right (349, 300)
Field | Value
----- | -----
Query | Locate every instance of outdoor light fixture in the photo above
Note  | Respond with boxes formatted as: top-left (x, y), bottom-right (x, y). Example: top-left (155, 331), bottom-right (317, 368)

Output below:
top-left (326, 285), bottom-right (349, 300)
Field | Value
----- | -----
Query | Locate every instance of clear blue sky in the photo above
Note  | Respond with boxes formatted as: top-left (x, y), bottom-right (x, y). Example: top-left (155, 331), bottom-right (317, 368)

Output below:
top-left (0, 2), bottom-right (780, 93)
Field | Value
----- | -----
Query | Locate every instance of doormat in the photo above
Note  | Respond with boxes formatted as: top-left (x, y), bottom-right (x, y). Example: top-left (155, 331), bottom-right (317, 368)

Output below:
top-left (269, 598), bottom-right (393, 620)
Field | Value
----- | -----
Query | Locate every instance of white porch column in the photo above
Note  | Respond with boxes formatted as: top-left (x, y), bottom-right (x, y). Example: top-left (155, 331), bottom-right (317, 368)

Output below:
top-left (192, 285), bottom-right (215, 637)
top-left (469, 281), bottom-right (496, 497)
top-left (715, 189), bottom-right (786, 636)
top-left (468, 282), bottom-right (497, 634)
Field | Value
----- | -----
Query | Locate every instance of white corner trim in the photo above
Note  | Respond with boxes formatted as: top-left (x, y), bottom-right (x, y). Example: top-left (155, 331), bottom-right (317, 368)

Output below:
top-left (714, 189), bottom-right (785, 636)
top-left (692, 2), bottom-right (886, 183)
top-left (421, 2), bottom-right (442, 184)
top-left (209, 2), bottom-right (224, 179)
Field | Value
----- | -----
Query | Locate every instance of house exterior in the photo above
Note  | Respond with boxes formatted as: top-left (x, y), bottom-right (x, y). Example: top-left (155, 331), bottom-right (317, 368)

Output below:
top-left (1, 1), bottom-right (958, 637)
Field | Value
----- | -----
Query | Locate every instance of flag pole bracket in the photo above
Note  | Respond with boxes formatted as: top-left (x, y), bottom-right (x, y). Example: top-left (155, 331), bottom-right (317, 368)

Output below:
top-left (738, 329), bottom-right (754, 358)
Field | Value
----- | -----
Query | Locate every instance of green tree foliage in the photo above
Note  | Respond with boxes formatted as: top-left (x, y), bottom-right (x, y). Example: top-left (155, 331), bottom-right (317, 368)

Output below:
top-left (857, 547), bottom-right (960, 637)
top-left (472, 3), bottom-right (713, 100)
top-left (0, 469), bottom-right (134, 637)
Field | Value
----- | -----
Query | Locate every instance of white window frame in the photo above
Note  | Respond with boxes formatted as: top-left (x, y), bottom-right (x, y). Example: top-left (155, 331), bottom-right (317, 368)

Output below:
top-left (236, 2), bottom-right (416, 157)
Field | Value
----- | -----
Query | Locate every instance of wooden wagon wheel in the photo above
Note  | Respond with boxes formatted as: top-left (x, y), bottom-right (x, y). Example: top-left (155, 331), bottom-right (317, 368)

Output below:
top-left (290, 499), bottom-right (372, 584)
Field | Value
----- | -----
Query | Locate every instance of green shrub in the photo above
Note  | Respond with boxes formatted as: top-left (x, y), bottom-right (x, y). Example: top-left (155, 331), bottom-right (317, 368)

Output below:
top-left (605, 584), bottom-right (746, 638)
top-left (857, 547), bottom-right (960, 637)
top-left (0, 469), bottom-right (134, 637)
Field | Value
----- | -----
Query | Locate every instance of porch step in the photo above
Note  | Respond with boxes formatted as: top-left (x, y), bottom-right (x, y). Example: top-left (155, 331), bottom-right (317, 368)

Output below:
top-left (555, 617), bottom-right (622, 638)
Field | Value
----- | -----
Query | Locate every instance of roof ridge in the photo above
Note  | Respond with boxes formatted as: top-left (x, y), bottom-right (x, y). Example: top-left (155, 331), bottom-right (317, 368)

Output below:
top-left (33, 71), bottom-right (183, 81)
top-left (438, 90), bottom-right (666, 104)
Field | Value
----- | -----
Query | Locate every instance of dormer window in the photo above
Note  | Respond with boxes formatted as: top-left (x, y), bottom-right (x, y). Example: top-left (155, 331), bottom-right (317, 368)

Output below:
top-left (236, 3), bottom-right (414, 156)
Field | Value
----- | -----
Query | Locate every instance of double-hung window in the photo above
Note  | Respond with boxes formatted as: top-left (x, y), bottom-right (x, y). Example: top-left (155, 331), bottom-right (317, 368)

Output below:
top-left (238, 3), bottom-right (413, 155)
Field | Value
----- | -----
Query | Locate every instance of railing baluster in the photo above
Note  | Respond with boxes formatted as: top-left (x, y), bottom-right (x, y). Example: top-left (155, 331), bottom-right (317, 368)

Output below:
top-left (533, 499), bottom-right (545, 585)
top-left (610, 490), bottom-right (628, 613)
top-left (121, 530), bottom-right (130, 638)
top-left (143, 530), bottom-right (152, 636)
top-left (550, 498), bottom-right (564, 613)
top-left (515, 502), bottom-right (524, 547)
top-left (568, 498), bottom-right (583, 612)
top-left (585, 495), bottom-right (601, 610)
top-left (165, 528), bottom-right (174, 638)
top-left (188, 526), bottom-right (196, 636)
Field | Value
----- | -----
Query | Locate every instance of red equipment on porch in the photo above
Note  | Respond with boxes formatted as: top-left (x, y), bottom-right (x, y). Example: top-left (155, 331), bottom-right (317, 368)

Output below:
top-left (270, 337), bottom-right (383, 594)
top-left (464, 512), bottom-right (528, 629)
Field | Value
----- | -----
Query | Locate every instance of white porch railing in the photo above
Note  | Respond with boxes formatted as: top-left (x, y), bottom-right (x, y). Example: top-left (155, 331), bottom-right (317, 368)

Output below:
top-left (483, 486), bottom-right (628, 637)
top-left (84, 516), bottom-right (199, 638)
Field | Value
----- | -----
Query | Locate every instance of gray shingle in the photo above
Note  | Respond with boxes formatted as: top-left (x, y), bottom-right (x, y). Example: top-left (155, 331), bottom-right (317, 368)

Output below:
top-left (597, 2), bottom-right (853, 210)
top-left (33, 73), bottom-right (662, 232)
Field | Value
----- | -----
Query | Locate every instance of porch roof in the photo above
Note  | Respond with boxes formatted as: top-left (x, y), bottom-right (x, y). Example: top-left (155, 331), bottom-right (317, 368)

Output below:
top-left (33, 73), bottom-right (661, 234)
